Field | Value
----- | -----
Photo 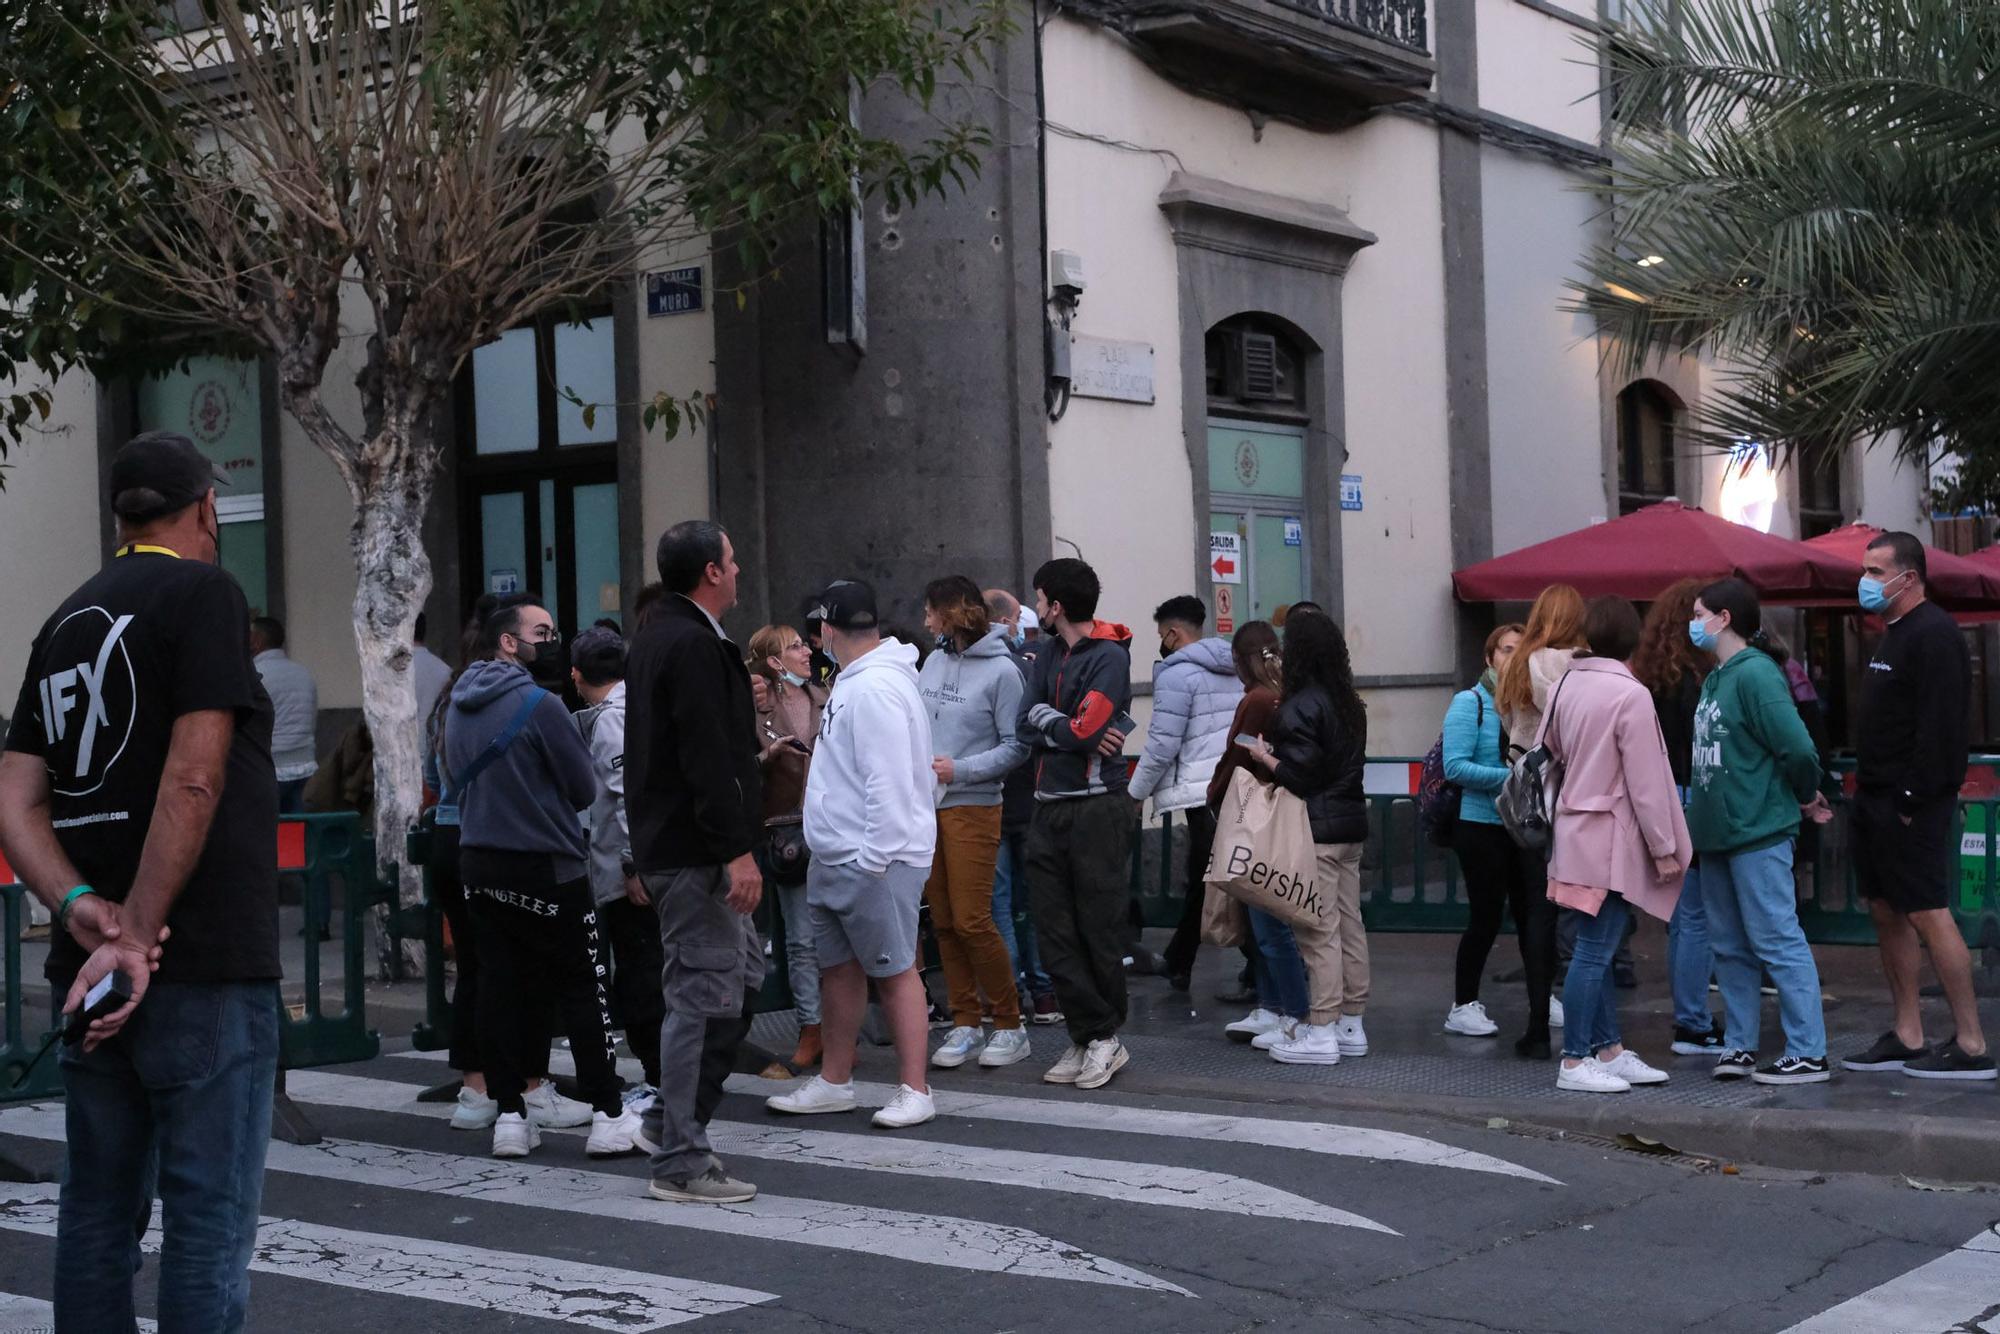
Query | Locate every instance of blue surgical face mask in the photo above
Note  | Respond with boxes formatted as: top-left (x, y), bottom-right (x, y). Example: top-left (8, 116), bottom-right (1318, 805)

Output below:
top-left (779, 669), bottom-right (807, 688)
top-left (1688, 614), bottom-right (1720, 652)
top-left (1858, 572), bottom-right (1905, 613)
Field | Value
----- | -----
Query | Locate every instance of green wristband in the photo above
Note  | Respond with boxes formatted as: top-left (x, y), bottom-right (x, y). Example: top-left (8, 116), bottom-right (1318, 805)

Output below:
top-left (57, 884), bottom-right (95, 929)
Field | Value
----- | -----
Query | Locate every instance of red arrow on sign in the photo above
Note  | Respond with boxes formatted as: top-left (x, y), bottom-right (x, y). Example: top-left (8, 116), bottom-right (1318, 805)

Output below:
top-left (1212, 556), bottom-right (1236, 578)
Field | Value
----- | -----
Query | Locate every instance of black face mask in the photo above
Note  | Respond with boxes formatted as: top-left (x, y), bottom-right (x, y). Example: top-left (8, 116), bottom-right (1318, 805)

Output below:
top-left (1159, 639), bottom-right (1175, 661)
top-left (522, 639), bottom-right (570, 684)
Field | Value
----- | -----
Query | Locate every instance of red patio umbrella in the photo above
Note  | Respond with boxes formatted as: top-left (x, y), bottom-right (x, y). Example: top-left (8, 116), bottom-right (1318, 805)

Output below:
top-left (1452, 501), bottom-right (1860, 604)
top-left (1800, 524), bottom-right (2000, 613)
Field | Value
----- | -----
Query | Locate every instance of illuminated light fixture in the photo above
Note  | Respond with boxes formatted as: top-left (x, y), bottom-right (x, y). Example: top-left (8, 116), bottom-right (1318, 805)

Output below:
top-left (1635, 254), bottom-right (1667, 267)
top-left (1721, 443), bottom-right (1779, 533)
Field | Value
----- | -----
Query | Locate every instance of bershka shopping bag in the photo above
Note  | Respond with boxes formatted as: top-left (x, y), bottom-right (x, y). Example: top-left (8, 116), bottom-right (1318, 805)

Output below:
top-left (1200, 881), bottom-right (1248, 948)
top-left (1204, 769), bottom-right (1325, 931)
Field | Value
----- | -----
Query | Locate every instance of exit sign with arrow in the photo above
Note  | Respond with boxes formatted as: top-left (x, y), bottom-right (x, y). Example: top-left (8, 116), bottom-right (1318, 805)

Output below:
top-left (1209, 530), bottom-right (1243, 584)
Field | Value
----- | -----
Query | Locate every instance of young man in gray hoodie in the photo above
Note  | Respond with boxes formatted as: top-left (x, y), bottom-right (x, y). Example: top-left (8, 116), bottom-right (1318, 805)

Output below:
top-left (915, 575), bottom-right (1031, 1070)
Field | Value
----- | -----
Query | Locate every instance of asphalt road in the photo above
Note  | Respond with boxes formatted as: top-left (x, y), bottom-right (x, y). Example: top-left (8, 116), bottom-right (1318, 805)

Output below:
top-left (2, 1044), bottom-right (1997, 1333)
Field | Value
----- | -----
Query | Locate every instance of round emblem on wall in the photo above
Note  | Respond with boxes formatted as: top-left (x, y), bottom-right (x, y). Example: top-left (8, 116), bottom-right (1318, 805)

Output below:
top-left (189, 380), bottom-right (232, 445)
top-left (1234, 438), bottom-right (1261, 489)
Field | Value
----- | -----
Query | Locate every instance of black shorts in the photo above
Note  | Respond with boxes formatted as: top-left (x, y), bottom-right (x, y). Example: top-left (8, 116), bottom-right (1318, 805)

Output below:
top-left (1852, 790), bottom-right (1955, 914)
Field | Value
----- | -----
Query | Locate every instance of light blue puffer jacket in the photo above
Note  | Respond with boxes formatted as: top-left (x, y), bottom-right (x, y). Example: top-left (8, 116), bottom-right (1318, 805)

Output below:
top-left (1129, 636), bottom-right (1245, 812)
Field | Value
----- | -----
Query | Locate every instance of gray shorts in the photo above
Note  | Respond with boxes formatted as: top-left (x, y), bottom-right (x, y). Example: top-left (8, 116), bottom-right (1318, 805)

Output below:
top-left (809, 859), bottom-right (927, 978)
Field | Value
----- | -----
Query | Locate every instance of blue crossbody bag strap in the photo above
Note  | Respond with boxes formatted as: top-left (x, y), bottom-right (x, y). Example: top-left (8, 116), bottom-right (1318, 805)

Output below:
top-left (436, 688), bottom-right (546, 820)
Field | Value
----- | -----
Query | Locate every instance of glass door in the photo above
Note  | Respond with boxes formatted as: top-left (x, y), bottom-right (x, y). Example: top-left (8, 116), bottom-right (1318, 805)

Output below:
top-left (470, 473), bottom-right (620, 637)
top-left (1207, 418), bottom-right (1309, 623)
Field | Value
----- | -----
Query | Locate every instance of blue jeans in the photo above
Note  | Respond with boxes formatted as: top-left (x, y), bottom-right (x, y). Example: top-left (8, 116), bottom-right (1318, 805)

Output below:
top-left (56, 980), bottom-right (280, 1333)
top-left (1561, 894), bottom-right (1630, 1059)
top-left (1702, 841), bottom-right (1826, 1059)
top-left (1668, 861), bottom-right (1716, 1033)
top-left (993, 833), bottom-right (1052, 998)
top-left (1247, 908), bottom-right (1309, 1020)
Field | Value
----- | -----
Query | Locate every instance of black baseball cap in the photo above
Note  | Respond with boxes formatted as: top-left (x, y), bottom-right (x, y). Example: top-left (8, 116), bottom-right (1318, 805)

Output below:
top-left (109, 430), bottom-right (230, 521)
top-left (806, 579), bottom-right (879, 630)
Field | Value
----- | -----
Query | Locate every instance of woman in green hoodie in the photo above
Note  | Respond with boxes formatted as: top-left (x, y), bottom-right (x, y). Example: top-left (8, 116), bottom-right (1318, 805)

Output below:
top-left (1685, 578), bottom-right (1832, 1086)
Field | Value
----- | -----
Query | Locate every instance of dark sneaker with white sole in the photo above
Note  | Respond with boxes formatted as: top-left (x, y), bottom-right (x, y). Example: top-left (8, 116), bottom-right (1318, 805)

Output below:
top-left (1841, 1032), bottom-right (1929, 1072)
top-left (1902, 1040), bottom-right (1998, 1081)
top-left (1671, 1026), bottom-right (1725, 1056)
top-left (1752, 1056), bottom-right (1831, 1085)
top-left (1711, 1049), bottom-right (1756, 1080)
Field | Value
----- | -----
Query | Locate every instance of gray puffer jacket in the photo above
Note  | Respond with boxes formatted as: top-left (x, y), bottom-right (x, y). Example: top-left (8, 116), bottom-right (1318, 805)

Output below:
top-left (1129, 636), bottom-right (1244, 813)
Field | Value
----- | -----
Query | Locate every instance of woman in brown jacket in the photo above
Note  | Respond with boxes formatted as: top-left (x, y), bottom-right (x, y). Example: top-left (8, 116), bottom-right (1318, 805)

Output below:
top-left (749, 624), bottom-right (829, 1067)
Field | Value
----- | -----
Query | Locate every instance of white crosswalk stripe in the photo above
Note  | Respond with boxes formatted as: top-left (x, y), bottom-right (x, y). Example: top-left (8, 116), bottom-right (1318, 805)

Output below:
top-left (397, 1046), bottom-right (1559, 1182)
top-left (0, 1180), bottom-right (773, 1330)
top-left (0, 1101), bottom-right (1190, 1297)
top-left (284, 1068), bottom-right (1398, 1232)
top-left (0, 1290), bottom-right (154, 1330)
top-left (1778, 1223), bottom-right (2000, 1333)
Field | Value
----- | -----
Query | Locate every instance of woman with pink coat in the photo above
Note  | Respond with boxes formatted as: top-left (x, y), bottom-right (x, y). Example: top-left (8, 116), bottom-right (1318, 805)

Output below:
top-left (1538, 596), bottom-right (1693, 1094)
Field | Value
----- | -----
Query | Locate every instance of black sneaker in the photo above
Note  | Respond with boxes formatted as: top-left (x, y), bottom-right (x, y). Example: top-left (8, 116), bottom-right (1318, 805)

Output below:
top-left (1753, 1055), bottom-right (1831, 1085)
top-left (1712, 1049), bottom-right (1756, 1080)
top-left (1841, 1032), bottom-right (1929, 1072)
top-left (1671, 1025), bottom-right (1725, 1056)
top-left (1902, 1040), bottom-right (1998, 1081)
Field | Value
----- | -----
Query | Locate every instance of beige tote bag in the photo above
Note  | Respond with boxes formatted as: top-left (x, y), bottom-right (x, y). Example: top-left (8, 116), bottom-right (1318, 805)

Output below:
top-left (1204, 769), bottom-right (1326, 931)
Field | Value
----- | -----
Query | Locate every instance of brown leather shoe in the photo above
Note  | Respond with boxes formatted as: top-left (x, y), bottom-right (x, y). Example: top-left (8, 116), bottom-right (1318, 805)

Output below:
top-left (789, 1023), bottom-right (823, 1069)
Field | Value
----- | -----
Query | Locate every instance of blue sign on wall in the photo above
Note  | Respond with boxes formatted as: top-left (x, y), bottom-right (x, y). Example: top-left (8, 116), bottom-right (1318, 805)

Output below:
top-left (646, 267), bottom-right (704, 317)
top-left (1340, 475), bottom-right (1363, 511)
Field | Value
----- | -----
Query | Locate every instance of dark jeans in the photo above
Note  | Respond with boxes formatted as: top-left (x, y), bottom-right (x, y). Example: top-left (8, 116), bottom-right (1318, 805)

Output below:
top-left (1162, 806), bottom-right (1218, 980)
top-left (1453, 821), bottom-right (1556, 1035)
top-left (603, 895), bottom-right (666, 1088)
top-left (464, 850), bottom-right (621, 1117)
top-left (1026, 793), bottom-right (1138, 1045)
top-left (276, 778), bottom-right (307, 814)
top-left (55, 980), bottom-right (280, 1334)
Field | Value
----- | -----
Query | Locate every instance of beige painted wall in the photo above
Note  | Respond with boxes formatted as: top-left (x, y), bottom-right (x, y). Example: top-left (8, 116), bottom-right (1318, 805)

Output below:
top-left (631, 238), bottom-right (718, 557)
top-left (1477, 0), bottom-right (1602, 144)
top-left (0, 371), bottom-right (103, 705)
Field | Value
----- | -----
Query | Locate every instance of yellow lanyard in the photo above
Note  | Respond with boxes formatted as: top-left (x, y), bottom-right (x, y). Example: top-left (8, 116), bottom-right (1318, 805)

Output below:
top-left (115, 544), bottom-right (181, 559)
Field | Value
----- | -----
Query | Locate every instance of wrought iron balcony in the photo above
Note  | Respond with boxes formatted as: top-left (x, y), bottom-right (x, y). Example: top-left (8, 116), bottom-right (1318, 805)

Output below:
top-left (1105, 0), bottom-right (1434, 129)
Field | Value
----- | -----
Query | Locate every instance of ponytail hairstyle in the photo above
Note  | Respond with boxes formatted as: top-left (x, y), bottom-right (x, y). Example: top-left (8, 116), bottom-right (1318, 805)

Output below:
top-left (1230, 620), bottom-right (1283, 694)
top-left (1696, 576), bottom-right (1765, 649)
top-left (1496, 584), bottom-right (1587, 716)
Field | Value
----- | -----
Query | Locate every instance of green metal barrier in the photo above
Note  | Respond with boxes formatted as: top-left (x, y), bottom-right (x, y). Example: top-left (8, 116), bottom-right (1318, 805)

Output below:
top-left (1, 883), bottom-right (61, 1104)
top-left (279, 813), bottom-right (382, 1069)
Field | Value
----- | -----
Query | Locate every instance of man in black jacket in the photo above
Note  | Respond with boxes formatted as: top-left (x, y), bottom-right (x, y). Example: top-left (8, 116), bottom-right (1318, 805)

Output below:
top-left (1842, 532), bottom-right (1992, 1080)
top-left (626, 520), bottom-right (769, 1201)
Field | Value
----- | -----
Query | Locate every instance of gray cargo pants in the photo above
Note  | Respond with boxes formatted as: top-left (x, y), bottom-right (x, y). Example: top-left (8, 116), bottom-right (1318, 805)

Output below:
top-left (639, 865), bottom-right (767, 1183)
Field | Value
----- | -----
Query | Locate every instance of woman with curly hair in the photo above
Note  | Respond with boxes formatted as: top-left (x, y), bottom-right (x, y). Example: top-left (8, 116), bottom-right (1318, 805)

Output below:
top-left (1244, 611), bottom-right (1370, 1064)
top-left (1630, 578), bottom-right (1723, 1056)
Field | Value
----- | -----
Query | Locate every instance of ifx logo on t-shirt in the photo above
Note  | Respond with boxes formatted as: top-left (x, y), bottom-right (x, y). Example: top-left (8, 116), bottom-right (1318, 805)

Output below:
top-left (35, 607), bottom-right (138, 797)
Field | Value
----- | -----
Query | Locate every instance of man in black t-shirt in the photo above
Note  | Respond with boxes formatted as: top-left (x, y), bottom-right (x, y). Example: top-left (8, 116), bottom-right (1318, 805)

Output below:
top-left (0, 431), bottom-right (281, 1331)
top-left (1840, 531), bottom-right (1993, 1081)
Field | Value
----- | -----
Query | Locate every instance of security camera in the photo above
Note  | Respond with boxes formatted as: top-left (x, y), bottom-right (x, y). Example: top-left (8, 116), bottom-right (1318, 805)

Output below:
top-left (1049, 249), bottom-right (1086, 302)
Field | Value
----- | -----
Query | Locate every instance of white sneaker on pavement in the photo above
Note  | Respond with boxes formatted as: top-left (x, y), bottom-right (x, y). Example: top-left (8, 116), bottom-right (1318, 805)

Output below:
top-left (978, 1028), bottom-right (1032, 1067)
top-left (871, 1084), bottom-right (937, 1129)
top-left (586, 1109), bottom-right (647, 1157)
top-left (524, 1082), bottom-right (594, 1129)
top-left (1445, 1001), bottom-right (1500, 1036)
top-left (1595, 1049), bottom-right (1669, 1086)
top-left (766, 1074), bottom-right (860, 1115)
top-left (931, 1026), bottom-right (986, 1069)
top-left (451, 1087), bottom-right (498, 1131)
top-left (1335, 1016), bottom-right (1370, 1057)
top-left (621, 1084), bottom-right (659, 1118)
top-left (1043, 1044), bottom-right (1088, 1084)
top-left (1556, 1060), bottom-right (1631, 1094)
top-left (1224, 1008), bottom-right (1284, 1043)
top-left (1549, 995), bottom-right (1565, 1028)
top-left (1251, 1016), bottom-right (1301, 1050)
top-left (491, 1111), bottom-right (540, 1158)
top-left (1074, 1037), bottom-right (1129, 1089)
top-left (1269, 1022), bottom-right (1343, 1065)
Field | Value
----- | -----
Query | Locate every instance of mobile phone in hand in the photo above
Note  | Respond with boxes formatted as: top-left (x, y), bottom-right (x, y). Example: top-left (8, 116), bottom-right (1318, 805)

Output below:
top-left (1112, 710), bottom-right (1139, 736)
top-left (1234, 733), bottom-right (1263, 748)
top-left (64, 971), bottom-right (133, 1045)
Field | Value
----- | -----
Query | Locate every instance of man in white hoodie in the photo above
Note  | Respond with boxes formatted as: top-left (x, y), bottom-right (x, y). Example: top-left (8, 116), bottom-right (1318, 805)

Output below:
top-left (768, 580), bottom-right (940, 1129)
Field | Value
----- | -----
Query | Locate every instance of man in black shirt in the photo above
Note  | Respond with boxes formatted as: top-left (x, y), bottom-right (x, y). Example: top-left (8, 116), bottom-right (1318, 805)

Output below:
top-left (0, 431), bottom-right (282, 1330)
top-left (1842, 531), bottom-right (1993, 1080)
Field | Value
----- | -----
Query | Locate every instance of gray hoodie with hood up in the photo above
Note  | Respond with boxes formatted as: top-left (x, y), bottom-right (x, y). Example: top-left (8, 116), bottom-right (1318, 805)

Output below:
top-left (442, 658), bottom-right (596, 881)
top-left (918, 627), bottom-right (1029, 809)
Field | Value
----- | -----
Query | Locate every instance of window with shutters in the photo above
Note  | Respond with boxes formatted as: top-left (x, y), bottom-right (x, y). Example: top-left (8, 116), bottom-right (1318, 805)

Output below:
top-left (1202, 315), bottom-right (1312, 624)
top-left (1616, 379), bottom-right (1681, 514)
top-left (1205, 316), bottom-right (1305, 417)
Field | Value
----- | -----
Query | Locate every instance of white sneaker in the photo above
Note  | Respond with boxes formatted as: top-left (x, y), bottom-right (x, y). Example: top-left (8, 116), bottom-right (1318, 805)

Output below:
top-left (1549, 995), bottom-right (1565, 1028)
top-left (1225, 1008), bottom-right (1284, 1043)
top-left (587, 1109), bottom-right (646, 1157)
top-left (1335, 1016), bottom-right (1369, 1057)
top-left (978, 1028), bottom-right (1032, 1068)
top-left (1074, 1037), bottom-right (1129, 1089)
top-left (1269, 1022), bottom-right (1343, 1065)
top-left (766, 1074), bottom-right (859, 1115)
top-left (1251, 1016), bottom-right (1301, 1050)
top-left (524, 1082), bottom-right (594, 1129)
top-left (1445, 1001), bottom-right (1500, 1037)
top-left (1043, 1044), bottom-right (1088, 1084)
top-left (491, 1111), bottom-right (541, 1157)
top-left (871, 1083), bottom-right (937, 1129)
top-left (931, 1026), bottom-right (986, 1069)
top-left (450, 1086), bottom-right (498, 1131)
top-left (621, 1084), bottom-right (659, 1118)
top-left (1595, 1049), bottom-right (1669, 1086)
top-left (1556, 1060), bottom-right (1631, 1094)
